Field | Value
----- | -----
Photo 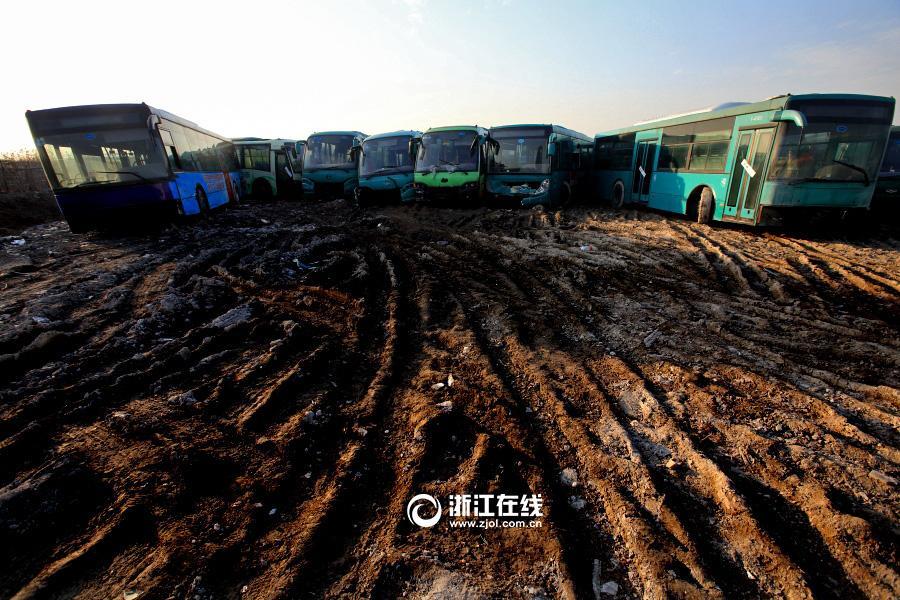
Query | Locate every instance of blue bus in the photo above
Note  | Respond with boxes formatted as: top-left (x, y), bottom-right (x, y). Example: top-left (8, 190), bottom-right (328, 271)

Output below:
top-left (301, 131), bottom-right (367, 199)
top-left (26, 103), bottom-right (240, 232)
top-left (486, 124), bottom-right (592, 208)
top-left (593, 94), bottom-right (895, 225)
top-left (355, 130), bottom-right (421, 205)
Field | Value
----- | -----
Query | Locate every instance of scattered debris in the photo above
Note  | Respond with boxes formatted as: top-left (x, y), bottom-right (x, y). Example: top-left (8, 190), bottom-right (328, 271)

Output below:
top-left (643, 329), bottom-right (662, 348)
top-left (560, 467), bottom-right (578, 487)
top-left (868, 470), bottom-right (897, 485)
top-left (591, 560), bottom-right (603, 599)
top-left (569, 496), bottom-right (586, 510)
top-left (211, 305), bottom-right (252, 331)
top-left (431, 382), bottom-right (445, 391)
top-left (600, 581), bottom-right (619, 596)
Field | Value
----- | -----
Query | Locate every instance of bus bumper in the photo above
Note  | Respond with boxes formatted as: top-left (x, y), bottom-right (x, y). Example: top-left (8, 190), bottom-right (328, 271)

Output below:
top-left (54, 182), bottom-right (179, 230)
top-left (411, 183), bottom-right (480, 205)
top-left (486, 178), bottom-right (551, 208)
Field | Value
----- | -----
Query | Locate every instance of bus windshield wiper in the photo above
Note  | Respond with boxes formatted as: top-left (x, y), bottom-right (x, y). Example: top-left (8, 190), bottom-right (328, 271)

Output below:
top-left (832, 160), bottom-right (870, 186)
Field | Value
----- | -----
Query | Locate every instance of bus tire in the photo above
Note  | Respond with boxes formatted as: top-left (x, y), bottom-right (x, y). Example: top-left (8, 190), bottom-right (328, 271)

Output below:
top-left (697, 187), bottom-right (714, 224)
top-left (559, 185), bottom-right (571, 208)
top-left (253, 179), bottom-right (273, 201)
top-left (196, 186), bottom-right (210, 214)
top-left (66, 218), bottom-right (89, 234)
top-left (610, 181), bottom-right (625, 209)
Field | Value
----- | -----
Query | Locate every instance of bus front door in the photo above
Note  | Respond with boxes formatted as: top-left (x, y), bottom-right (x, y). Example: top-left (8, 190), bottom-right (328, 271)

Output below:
top-left (724, 128), bottom-right (775, 222)
top-left (274, 150), bottom-right (294, 196)
top-left (631, 141), bottom-right (656, 203)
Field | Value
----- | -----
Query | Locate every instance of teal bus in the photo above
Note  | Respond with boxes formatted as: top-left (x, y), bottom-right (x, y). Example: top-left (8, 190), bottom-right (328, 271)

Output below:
top-left (486, 124), bottom-right (592, 208)
top-left (593, 94), bottom-right (896, 225)
top-left (233, 138), bottom-right (300, 199)
top-left (301, 131), bottom-right (367, 199)
top-left (412, 126), bottom-right (490, 204)
top-left (354, 130), bottom-right (422, 205)
top-left (872, 126), bottom-right (900, 213)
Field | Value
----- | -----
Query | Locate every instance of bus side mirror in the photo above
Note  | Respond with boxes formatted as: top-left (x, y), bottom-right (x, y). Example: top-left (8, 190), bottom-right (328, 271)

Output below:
top-left (773, 109), bottom-right (807, 128)
top-left (548, 142), bottom-right (557, 157)
top-left (409, 138), bottom-right (420, 161)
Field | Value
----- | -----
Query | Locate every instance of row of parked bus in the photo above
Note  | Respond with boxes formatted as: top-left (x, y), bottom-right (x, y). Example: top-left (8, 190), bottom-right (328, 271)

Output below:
top-left (24, 93), bottom-right (898, 231)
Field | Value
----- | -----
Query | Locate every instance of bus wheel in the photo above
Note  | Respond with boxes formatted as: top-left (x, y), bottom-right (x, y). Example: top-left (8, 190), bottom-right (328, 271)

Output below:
top-left (196, 187), bottom-right (210, 214)
top-left (611, 181), bottom-right (625, 209)
top-left (253, 179), bottom-right (273, 201)
top-left (560, 185), bottom-right (571, 207)
top-left (697, 187), bottom-right (714, 224)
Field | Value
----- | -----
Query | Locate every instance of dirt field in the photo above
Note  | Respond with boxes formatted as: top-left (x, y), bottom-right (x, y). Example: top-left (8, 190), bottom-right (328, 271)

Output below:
top-left (0, 201), bottom-right (898, 600)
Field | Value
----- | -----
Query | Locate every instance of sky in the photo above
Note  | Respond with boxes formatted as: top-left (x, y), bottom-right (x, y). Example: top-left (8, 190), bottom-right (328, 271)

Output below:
top-left (1, 0), bottom-right (898, 151)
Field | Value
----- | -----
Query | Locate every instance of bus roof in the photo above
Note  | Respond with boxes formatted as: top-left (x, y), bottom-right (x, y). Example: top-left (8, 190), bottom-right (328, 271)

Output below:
top-left (364, 130), bottom-right (422, 141)
top-left (490, 123), bottom-right (592, 142)
top-left (594, 93), bottom-right (896, 139)
top-left (26, 102), bottom-right (230, 142)
top-left (308, 131), bottom-right (367, 138)
top-left (423, 125), bottom-right (488, 134)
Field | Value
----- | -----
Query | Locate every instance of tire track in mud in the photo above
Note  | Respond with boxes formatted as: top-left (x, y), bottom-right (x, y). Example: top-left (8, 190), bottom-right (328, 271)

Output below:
top-left (436, 236), bottom-right (814, 598)
top-left (0, 204), bottom-right (898, 599)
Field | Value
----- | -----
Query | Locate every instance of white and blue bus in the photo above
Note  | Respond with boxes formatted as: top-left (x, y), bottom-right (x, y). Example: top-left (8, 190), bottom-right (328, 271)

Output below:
top-left (26, 103), bottom-right (240, 232)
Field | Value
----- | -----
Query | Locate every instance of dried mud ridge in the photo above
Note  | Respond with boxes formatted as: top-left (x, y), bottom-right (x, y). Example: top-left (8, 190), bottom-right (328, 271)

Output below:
top-left (0, 203), bottom-right (898, 600)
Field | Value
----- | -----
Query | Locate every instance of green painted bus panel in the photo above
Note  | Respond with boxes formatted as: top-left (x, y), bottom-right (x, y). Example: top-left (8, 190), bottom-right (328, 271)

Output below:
top-left (412, 126), bottom-right (488, 203)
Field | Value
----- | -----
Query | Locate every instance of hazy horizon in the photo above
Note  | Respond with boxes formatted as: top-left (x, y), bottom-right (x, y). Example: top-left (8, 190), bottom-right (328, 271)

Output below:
top-left (2, 0), bottom-right (898, 152)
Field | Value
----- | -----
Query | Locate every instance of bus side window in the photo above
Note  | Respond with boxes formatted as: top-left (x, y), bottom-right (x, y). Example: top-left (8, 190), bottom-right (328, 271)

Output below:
top-left (159, 129), bottom-right (181, 170)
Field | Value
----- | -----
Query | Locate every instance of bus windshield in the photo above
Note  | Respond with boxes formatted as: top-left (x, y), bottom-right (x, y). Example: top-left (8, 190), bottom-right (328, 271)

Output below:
top-left (416, 130), bottom-right (478, 173)
top-left (304, 135), bottom-right (354, 169)
top-left (489, 127), bottom-right (550, 174)
top-left (360, 136), bottom-right (413, 176)
top-left (768, 101), bottom-right (893, 184)
top-left (38, 127), bottom-right (168, 188)
top-left (880, 131), bottom-right (900, 175)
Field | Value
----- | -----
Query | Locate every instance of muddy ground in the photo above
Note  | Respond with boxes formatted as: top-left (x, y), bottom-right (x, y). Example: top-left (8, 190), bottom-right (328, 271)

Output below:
top-left (0, 201), bottom-right (898, 600)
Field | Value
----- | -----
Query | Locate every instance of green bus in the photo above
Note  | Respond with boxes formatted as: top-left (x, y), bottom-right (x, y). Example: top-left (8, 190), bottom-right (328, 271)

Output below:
top-left (486, 124), bottom-right (592, 208)
top-left (355, 130), bottom-right (422, 205)
top-left (301, 131), bottom-right (367, 199)
top-left (593, 93), bottom-right (896, 225)
top-left (872, 126), bottom-right (900, 214)
top-left (234, 138), bottom-right (301, 199)
top-left (411, 125), bottom-right (490, 203)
